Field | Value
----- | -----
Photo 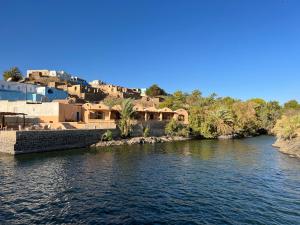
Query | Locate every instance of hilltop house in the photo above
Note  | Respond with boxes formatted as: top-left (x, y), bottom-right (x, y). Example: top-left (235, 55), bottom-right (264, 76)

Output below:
top-left (27, 70), bottom-right (72, 81)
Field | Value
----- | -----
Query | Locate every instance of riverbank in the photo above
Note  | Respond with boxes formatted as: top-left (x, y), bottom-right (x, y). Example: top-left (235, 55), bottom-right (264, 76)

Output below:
top-left (0, 129), bottom-right (191, 155)
top-left (91, 136), bottom-right (191, 148)
top-left (273, 137), bottom-right (300, 158)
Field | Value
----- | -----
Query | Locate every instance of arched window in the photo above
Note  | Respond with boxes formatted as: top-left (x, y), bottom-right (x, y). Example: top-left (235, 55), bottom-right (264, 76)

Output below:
top-left (47, 89), bottom-right (54, 94)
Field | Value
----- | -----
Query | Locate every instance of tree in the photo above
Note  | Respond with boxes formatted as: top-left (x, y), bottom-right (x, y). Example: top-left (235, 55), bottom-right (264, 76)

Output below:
top-left (272, 114), bottom-right (300, 140)
top-left (186, 90), bottom-right (202, 106)
top-left (119, 99), bottom-right (135, 138)
top-left (159, 91), bottom-right (189, 110)
top-left (3, 67), bottom-right (23, 81)
top-left (284, 100), bottom-right (300, 111)
top-left (258, 101), bottom-right (282, 133)
top-left (145, 84), bottom-right (167, 97)
top-left (232, 101), bottom-right (259, 136)
top-left (248, 98), bottom-right (266, 106)
top-left (211, 106), bottom-right (234, 136)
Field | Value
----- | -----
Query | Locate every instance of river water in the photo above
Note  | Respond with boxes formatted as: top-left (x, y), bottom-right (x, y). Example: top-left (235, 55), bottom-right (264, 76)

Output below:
top-left (0, 136), bottom-right (299, 225)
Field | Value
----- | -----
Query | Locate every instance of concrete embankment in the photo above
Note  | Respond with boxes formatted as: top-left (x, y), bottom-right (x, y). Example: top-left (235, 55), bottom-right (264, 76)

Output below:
top-left (273, 137), bottom-right (300, 158)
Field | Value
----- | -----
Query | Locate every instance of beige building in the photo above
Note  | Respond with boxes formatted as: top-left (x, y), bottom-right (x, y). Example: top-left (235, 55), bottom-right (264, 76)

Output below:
top-left (0, 100), bottom-right (188, 130)
top-left (82, 103), bottom-right (189, 125)
top-left (90, 82), bottom-right (141, 99)
top-left (0, 100), bottom-right (82, 124)
top-left (27, 70), bottom-right (72, 81)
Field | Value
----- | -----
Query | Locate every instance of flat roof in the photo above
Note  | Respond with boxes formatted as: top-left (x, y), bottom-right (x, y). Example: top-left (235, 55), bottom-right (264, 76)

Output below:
top-left (0, 112), bottom-right (27, 116)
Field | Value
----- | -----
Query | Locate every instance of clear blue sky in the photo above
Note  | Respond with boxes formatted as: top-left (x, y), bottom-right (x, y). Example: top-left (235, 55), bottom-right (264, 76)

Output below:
top-left (0, 0), bottom-right (299, 103)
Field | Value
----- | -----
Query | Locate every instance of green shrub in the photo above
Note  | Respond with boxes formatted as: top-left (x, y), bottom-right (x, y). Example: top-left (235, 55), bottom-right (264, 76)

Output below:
top-left (143, 126), bottom-right (150, 137)
top-left (165, 119), bottom-right (189, 137)
top-left (101, 130), bottom-right (113, 141)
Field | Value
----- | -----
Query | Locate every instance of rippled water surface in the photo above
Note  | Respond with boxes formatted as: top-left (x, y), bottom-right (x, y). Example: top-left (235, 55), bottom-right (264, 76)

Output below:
top-left (0, 136), bottom-right (300, 224)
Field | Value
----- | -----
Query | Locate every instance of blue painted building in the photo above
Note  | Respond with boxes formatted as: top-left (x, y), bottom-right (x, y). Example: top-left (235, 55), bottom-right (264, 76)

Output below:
top-left (0, 80), bottom-right (68, 102)
top-left (36, 86), bottom-right (68, 102)
top-left (0, 80), bottom-right (45, 101)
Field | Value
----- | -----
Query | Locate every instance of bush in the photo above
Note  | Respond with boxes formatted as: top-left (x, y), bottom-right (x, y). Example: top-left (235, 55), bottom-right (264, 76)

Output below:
top-left (101, 130), bottom-right (113, 141)
top-left (165, 119), bottom-right (189, 137)
top-left (143, 126), bottom-right (150, 137)
top-left (272, 115), bottom-right (300, 140)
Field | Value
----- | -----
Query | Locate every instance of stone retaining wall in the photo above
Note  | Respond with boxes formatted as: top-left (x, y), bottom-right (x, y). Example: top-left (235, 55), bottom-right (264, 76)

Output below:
top-left (131, 121), bottom-right (167, 137)
top-left (0, 121), bottom-right (167, 155)
top-left (0, 129), bottom-right (118, 155)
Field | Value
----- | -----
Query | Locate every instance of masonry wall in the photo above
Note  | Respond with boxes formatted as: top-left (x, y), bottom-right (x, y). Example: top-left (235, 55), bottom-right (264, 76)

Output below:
top-left (131, 121), bottom-right (167, 137)
top-left (0, 129), bottom-right (118, 155)
top-left (0, 121), bottom-right (167, 155)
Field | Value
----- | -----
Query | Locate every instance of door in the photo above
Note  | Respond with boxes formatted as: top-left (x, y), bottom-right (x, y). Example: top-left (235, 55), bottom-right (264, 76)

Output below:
top-left (76, 112), bottom-right (80, 122)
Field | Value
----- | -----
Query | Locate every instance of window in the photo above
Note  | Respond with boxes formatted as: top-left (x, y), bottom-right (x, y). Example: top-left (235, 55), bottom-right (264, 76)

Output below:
top-left (47, 89), bottom-right (54, 94)
top-left (178, 115), bottom-right (185, 121)
top-left (163, 114), bottom-right (171, 120)
top-left (90, 111), bottom-right (104, 120)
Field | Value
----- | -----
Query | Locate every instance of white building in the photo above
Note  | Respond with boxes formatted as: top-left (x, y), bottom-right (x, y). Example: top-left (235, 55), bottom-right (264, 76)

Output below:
top-left (89, 80), bottom-right (106, 86)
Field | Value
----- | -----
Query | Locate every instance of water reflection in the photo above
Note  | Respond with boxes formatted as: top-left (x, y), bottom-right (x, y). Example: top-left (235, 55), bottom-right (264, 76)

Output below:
top-left (0, 136), bottom-right (299, 224)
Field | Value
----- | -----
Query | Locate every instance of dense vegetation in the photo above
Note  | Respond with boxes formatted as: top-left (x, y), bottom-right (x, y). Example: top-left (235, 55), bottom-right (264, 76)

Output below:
top-left (2, 67), bottom-right (23, 81)
top-left (272, 103), bottom-right (300, 141)
top-left (165, 119), bottom-right (190, 137)
top-left (145, 84), bottom-right (167, 97)
top-left (160, 90), bottom-right (284, 138)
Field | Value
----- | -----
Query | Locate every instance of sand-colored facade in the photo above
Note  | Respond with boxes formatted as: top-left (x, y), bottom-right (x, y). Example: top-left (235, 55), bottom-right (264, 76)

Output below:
top-left (0, 101), bottom-right (188, 130)
top-left (0, 100), bottom-right (82, 124)
top-left (82, 103), bottom-right (189, 125)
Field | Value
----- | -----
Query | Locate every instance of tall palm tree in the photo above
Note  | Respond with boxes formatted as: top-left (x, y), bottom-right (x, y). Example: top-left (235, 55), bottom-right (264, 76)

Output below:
top-left (119, 99), bottom-right (135, 138)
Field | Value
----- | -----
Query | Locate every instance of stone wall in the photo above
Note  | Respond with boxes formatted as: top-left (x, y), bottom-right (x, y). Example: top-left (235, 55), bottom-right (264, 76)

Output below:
top-left (131, 121), bottom-right (167, 137)
top-left (0, 121), bottom-right (167, 155)
top-left (0, 129), bottom-right (118, 155)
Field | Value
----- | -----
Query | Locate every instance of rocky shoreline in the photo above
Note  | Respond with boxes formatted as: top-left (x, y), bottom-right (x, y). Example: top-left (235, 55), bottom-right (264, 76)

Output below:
top-left (91, 136), bottom-right (191, 148)
top-left (272, 137), bottom-right (300, 159)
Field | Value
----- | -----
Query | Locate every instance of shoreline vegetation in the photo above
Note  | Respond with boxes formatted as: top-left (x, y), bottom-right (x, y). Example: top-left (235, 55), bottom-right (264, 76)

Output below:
top-left (272, 111), bottom-right (300, 158)
top-left (94, 86), bottom-right (300, 157)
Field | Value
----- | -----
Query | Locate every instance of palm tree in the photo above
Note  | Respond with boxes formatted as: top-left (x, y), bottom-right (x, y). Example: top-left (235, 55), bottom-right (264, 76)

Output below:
top-left (119, 99), bottom-right (135, 138)
top-left (3, 67), bottom-right (23, 81)
top-left (211, 107), bottom-right (234, 136)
